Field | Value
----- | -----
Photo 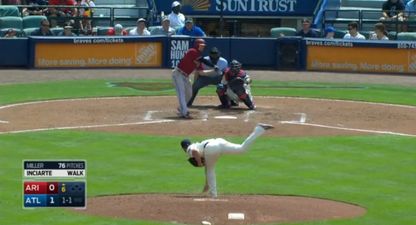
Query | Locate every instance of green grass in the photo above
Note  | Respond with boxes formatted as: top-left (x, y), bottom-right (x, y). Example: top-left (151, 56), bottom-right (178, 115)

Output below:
top-left (1, 79), bottom-right (416, 225)
top-left (1, 131), bottom-right (415, 225)
top-left (1, 79), bottom-right (416, 106)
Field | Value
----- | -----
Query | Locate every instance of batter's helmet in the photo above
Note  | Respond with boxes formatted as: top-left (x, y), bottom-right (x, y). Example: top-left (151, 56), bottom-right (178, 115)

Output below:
top-left (193, 38), bottom-right (206, 49)
top-left (180, 139), bottom-right (191, 151)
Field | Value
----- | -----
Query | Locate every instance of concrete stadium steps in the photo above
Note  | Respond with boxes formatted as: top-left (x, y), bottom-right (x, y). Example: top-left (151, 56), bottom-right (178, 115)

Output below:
top-left (93, 0), bottom-right (149, 27)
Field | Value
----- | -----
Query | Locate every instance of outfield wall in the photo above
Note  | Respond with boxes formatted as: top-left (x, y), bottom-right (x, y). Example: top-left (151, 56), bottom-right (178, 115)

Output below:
top-left (305, 38), bottom-right (416, 74)
top-left (1, 36), bottom-right (416, 75)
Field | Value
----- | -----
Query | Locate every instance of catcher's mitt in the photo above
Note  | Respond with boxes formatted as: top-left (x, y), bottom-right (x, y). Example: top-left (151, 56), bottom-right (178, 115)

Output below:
top-left (228, 77), bottom-right (245, 88)
top-left (188, 157), bottom-right (205, 167)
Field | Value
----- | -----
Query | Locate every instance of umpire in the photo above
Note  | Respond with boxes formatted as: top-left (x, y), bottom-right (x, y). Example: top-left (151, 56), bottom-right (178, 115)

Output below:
top-left (187, 47), bottom-right (228, 107)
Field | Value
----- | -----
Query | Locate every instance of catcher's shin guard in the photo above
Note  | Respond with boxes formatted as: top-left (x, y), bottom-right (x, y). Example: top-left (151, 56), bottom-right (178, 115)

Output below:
top-left (216, 84), bottom-right (230, 108)
top-left (239, 93), bottom-right (255, 110)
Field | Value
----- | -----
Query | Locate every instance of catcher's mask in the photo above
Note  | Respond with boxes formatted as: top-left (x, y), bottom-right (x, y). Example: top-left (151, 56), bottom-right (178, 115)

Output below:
top-left (230, 59), bottom-right (241, 74)
top-left (180, 139), bottom-right (191, 152)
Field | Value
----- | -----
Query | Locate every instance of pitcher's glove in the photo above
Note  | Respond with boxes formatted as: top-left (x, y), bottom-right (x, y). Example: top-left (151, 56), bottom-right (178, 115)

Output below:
top-left (188, 157), bottom-right (205, 167)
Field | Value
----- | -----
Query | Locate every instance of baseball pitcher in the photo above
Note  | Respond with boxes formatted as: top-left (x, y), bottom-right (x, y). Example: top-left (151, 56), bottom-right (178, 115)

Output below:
top-left (180, 123), bottom-right (274, 198)
top-left (216, 60), bottom-right (255, 110)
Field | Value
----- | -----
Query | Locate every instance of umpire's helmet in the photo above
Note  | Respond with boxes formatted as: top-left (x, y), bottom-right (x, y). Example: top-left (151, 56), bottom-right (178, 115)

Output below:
top-left (230, 60), bottom-right (241, 73)
top-left (180, 139), bottom-right (191, 151)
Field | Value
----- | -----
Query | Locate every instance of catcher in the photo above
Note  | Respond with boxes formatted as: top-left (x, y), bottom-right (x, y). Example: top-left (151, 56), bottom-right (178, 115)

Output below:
top-left (216, 60), bottom-right (255, 110)
top-left (180, 123), bottom-right (274, 198)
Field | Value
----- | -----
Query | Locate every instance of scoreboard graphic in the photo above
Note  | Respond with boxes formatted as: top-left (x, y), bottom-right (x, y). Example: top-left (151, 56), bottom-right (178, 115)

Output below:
top-left (23, 160), bottom-right (86, 208)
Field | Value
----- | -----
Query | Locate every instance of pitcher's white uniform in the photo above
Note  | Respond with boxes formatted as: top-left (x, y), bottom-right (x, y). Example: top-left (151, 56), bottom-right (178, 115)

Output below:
top-left (185, 124), bottom-right (269, 198)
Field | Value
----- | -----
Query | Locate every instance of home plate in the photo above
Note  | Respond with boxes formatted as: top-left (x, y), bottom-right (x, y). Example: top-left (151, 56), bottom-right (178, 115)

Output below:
top-left (214, 116), bottom-right (237, 120)
top-left (193, 198), bottom-right (229, 202)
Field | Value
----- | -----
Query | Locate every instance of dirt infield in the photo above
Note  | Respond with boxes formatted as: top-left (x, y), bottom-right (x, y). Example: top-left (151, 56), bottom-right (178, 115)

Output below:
top-left (79, 194), bottom-right (366, 225)
top-left (0, 96), bottom-right (415, 137)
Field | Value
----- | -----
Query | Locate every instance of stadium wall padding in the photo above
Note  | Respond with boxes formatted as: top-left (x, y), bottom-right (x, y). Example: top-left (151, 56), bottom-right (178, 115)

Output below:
top-left (0, 38), bottom-right (28, 67)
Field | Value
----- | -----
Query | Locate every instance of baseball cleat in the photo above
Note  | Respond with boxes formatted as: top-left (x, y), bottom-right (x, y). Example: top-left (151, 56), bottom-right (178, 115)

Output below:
top-left (258, 123), bottom-right (274, 130)
top-left (180, 112), bottom-right (193, 119)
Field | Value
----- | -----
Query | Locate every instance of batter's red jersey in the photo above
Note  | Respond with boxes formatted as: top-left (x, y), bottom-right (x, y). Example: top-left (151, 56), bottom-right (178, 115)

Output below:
top-left (177, 48), bottom-right (201, 77)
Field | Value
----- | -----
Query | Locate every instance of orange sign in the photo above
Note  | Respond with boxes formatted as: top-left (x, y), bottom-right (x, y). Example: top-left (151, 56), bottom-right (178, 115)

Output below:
top-left (307, 46), bottom-right (416, 74)
top-left (35, 42), bottom-right (162, 68)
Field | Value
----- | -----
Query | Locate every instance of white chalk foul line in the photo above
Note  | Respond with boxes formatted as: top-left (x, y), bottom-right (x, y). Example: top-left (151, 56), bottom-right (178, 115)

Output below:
top-left (0, 120), bottom-right (175, 135)
top-left (280, 121), bottom-right (416, 137)
top-left (0, 120), bottom-right (9, 124)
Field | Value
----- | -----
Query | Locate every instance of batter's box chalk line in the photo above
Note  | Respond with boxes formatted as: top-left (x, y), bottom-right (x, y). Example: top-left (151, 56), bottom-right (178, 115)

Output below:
top-left (280, 112), bottom-right (307, 124)
top-left (0, 120), bottom-right (9, 124)
top-left (143, 110), bottom-right (160, 121)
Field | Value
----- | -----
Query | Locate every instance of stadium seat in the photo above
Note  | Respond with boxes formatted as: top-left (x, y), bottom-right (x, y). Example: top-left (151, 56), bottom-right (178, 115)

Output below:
top-left (397, 32), bottom-right (416, 40)
top-left (388, 31), bottom-right (397, 40)
top-left (97, 26), bottom-right (112, 36)
top-left (270, 27), bottom-right (297, 37)
top-left (0, 28), bottom-right (21, 37)
top-left (51, 27), bottom-right (64, 36)
top-left (334, 29), bottom-right (347, 38)
top-left (125, 26), bottom-right (135, 34)
top-left (23, 16), bottom-right (48, 29)
top-left (0, 16), bottom-right (23, 30)
top-left (0, 6), bottom-right (20, 17)
top-left (360, 30), bottom-right (372, 39)
top-left (22, 27), bottom-right (38, 37)
top-left (148, 26), bottom-right (158, 33)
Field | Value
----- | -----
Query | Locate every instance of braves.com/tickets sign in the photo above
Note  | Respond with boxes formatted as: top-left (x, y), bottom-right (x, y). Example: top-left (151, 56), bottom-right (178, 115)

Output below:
top-left (35, 42), bottom-right (162, 68)
top-left (307, 44), bottom-right (416, 74)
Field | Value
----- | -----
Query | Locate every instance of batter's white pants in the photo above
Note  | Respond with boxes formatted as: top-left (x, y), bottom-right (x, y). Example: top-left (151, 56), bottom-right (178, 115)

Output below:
top-left (203, 125), bottom-right (266, 198)
top-left (172, 69), bottom-right (192, 117)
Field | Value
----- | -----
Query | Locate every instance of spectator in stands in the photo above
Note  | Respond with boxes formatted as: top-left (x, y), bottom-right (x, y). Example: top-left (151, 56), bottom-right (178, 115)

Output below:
top-left (3, 28), bottom-right (18, 38)
top-left (343, 22), bottom-right (366, 39)
top-left (22, 0), bottom-right (48, 16)
top-left (107, 24), bottom-right (128, 36)
top-left (176, 18), bottom-right (206, 37)
top-left (370, 23), bottom-right (389, 40)
top-left (129, 18), bottom-right (151, 36)
top-left (75, 0), bottom-right (95, 34)
top-left (31, 18), bottom-right (54, 36)
top-left (2, 0), bottom-right (22, 5)
top-left (296, 18), bottom-right (318, 38)
top-left (324, 26), bottom-right (335, 39)
top-left (380, 0), bottom-right (405, 22)
top-left (58, 25), bottom-right (77, 36)
top-left (405, 0), bottom-right (416, 27)
top-left (151, 16), bottom-right (176, 36)
top-left (168, 1), bottom-right (185, 29)
top-left (48, 0), bottom-right (77, 27)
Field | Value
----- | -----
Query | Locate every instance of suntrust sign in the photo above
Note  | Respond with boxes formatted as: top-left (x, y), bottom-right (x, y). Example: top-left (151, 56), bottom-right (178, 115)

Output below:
top-left (156, 0), bottom-right (319, 17)
top-left (215, 0), bottom-right (297, 13)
